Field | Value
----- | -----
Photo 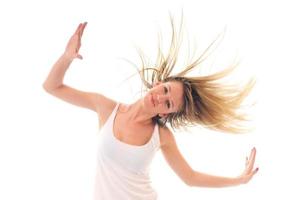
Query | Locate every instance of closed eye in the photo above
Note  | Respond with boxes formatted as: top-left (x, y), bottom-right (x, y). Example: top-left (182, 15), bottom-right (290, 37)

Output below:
top-left (164, 86), bottom-right (168, 94)
top-left (166, 100), bottom-right (171, 109)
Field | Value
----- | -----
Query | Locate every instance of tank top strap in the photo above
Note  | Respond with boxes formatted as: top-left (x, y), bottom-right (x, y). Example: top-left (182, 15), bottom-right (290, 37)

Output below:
top-left (107, 102), bottom-right (120, 125)
top-left (113, 102), bottom-right (120, 115)
top-left (99, 102), bottom-right (120, 130)
top-left (151, 123), bottom-right (160, 150)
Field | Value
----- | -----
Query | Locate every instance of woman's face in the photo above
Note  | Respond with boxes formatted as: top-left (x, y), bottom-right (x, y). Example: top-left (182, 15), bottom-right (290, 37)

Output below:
top-left (144, 81), bottom-right (184, 117)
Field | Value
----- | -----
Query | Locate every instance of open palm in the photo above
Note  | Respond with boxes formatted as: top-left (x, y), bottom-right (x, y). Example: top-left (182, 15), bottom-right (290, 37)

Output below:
top-left (238, 147), bottom-right (259, 184)
top-left (64, 22), bottom-right (87, 60)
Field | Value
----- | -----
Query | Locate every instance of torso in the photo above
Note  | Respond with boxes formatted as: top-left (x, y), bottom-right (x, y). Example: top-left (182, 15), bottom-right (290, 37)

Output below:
top-left (99, 102), bottom-right (163, 147)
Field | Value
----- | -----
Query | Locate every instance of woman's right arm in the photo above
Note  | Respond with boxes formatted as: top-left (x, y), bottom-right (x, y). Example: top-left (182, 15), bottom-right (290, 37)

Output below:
top-left (43, 53), bottom-right (72, 91)
top-left (43, 22), bottom-right (116, 125)
top-left (43, 22), bottom-right (86, 91)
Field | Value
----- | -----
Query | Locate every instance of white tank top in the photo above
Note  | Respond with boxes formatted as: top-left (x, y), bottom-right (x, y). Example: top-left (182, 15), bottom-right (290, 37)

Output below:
top-left (94, 102), bottom-right (160, 200)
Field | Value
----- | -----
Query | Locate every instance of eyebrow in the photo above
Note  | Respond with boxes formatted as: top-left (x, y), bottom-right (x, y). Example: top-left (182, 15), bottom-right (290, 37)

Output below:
top-left (167, 83), bottom-right (175, 109)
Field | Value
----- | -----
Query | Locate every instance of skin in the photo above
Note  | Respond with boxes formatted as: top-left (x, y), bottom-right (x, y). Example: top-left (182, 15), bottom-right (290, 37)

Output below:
top-left (241, 147), bottom-right (259, 184)
top-left (44, 22), bottom-right (259, 188)
top-left (64, 22), bottom-right (87, 60)
top-left (65, 21), bottom-right (183, 123)
top-left (190, 147), bottom-right (258, 187)
top-left (118, 80), bottom-right (184, 126)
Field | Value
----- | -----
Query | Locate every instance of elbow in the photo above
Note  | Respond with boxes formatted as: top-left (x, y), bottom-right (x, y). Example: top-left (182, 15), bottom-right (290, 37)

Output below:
top-left (43, 83), bottom-right (53, 92)
top-left (185, 180), bottom-right (194, 187)
top-left (42, 83), bottom-right (62, 92)
top-left (42, 83), bottom-right (49, 91)
top-left (42, 83), bottom-right (48, 90)
top-left (184, 170), bottom-right (196, 187)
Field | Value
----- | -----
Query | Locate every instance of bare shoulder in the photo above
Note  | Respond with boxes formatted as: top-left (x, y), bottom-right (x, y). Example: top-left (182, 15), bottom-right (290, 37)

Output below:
top-left (43, 84), bottom-right (118, 128)
top-left (158, 126), bottom-right (175, 149)
top-left (95, 94), bottom-right (117, 128)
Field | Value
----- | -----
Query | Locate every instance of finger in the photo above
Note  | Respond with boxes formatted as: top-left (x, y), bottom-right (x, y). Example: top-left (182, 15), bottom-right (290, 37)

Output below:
top-left (74, 23), bottom-right (82, 35)
top-left (76, 54), bottom-right (83, 59)
top-left (249, 147), bottom-right (256, 159)
top-left (250, 148), bottom-right (257, 166)
top-left (254, 167), bottom-right (259, 175)
top-left (245, 150), bottom-right (256, 173)
top-left (78, 22), bottom-right (86, 44)
top-left (78, 22), bottom-right (86, 38)
top-left (79, 22), bottom-right (87, 38)
top-left (246, 159), bottom-right (255, 173)
top-left (248, 148), bottom-right (256, 166)
top-left (245, 149), bottom-right (253, 166)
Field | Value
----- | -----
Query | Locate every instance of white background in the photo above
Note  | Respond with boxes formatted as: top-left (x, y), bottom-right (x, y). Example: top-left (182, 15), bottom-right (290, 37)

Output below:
top-left (1, 0), bottom-right (301, 199)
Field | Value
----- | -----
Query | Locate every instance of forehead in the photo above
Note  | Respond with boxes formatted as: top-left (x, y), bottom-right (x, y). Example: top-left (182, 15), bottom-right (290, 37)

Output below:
top-left (165, 81), bottom-right (184, 111)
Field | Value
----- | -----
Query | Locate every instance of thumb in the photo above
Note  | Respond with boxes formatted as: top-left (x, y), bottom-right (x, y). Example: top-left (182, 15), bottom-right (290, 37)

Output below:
top-left (76, 54), bottom-right (83, 59)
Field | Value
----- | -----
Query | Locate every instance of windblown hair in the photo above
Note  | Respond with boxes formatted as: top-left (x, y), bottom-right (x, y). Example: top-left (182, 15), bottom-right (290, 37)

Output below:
top-left (125, 12), bottom-right (255, 134)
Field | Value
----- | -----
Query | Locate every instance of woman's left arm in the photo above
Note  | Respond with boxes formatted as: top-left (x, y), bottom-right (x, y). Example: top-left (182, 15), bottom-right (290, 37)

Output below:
top-left (160, 127), bottom-right (259, 187)
top-left (190, 147), bottom-right (258, 187)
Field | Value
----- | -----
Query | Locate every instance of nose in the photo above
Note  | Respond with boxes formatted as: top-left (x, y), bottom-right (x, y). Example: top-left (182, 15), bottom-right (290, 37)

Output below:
top-left (156, 94), bottom-right (170, 104)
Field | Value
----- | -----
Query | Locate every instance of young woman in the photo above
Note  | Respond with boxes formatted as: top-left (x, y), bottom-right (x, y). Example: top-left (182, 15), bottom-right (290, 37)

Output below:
top-left (43, 15), bottom-right (258, 200)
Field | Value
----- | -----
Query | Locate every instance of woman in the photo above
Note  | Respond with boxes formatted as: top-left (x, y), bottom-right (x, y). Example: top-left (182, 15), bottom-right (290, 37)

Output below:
top-left (43, 15), bottom-right (258, 200)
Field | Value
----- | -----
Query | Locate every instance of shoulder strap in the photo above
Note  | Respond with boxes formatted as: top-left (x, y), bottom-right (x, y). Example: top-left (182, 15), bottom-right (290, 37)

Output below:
top-left (151, 123), bottom-right (160, 150)
top-left (98, 102), bottom-right (120, 131)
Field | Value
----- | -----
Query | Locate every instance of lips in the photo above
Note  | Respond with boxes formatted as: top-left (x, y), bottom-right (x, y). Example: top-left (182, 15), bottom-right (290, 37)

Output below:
top-left (151, 93), bottom-right (155, 107)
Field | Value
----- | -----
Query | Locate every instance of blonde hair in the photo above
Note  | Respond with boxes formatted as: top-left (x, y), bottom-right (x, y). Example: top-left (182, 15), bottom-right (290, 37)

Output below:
top-left (124, 12), bottom-right (255, 134)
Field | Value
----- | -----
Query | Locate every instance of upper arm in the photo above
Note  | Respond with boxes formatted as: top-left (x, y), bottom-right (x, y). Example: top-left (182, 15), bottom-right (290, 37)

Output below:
top-left (43, 84), bottom-right (116, 126)
top-left (159, 127), bottom-right (195, 186)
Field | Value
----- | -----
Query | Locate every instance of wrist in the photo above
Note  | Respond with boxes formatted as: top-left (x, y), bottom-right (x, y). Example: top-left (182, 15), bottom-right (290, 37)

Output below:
top-left (235, 175), bottom-right (245, 185)
top-left (62, 52), bottom-right (74, 62)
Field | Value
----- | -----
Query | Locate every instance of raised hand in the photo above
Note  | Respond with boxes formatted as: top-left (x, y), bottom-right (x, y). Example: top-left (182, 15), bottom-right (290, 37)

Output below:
top-left (64, 22), bottom-right (87, 60)
top-left (238, 147), bottom-right (259, 184)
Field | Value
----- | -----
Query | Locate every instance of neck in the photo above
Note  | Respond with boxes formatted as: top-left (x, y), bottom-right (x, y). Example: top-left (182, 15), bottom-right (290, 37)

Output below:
top-left (123, 98), bottom-right (156, 126)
